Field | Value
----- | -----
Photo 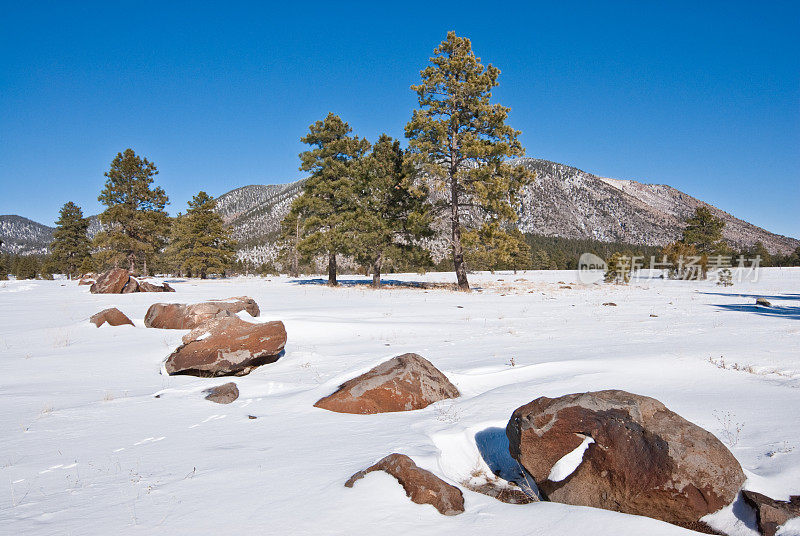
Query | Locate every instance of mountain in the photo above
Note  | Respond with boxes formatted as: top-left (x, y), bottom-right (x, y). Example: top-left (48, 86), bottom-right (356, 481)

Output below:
top-left (0, 215), bottom-right (54, 255)
top-left (217, 158), bottom-right (799, 261)
top-left (3, 158), bottom-right (797, 258)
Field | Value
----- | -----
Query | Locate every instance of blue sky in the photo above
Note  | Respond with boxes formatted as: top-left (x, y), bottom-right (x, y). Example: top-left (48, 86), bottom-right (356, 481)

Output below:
top-left (1, 1), bottom-right (798, 238)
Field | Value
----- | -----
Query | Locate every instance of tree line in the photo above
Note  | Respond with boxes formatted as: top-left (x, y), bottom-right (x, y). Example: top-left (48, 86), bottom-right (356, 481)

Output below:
top-left (4, 32), bottom-right (798, 284)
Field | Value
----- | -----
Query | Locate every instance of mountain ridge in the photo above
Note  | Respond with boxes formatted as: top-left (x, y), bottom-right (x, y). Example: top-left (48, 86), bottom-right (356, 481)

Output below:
top-left (2, 158), bottom-right (797, 258)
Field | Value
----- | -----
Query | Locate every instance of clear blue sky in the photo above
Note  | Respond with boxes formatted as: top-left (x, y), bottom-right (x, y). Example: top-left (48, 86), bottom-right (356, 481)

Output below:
top-left (1, 1), bottom-right (798, 237)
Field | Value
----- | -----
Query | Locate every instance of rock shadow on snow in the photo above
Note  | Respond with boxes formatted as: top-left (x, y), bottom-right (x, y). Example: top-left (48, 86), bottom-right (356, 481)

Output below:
top-left (474, 426), bottom-right (540, 502)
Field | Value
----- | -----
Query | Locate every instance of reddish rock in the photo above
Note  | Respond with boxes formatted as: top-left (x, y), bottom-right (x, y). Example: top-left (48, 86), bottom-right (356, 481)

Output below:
top-left (164, 317), bottom-right (286, 377)
top-left (144, 297), bottom-right (258, 330)
top-left (206, 296), bottom-right (260, 317)
top-left (204, 382), bottom-right (239, 404)
top-left (345, 453), bottom-right (465, 516)
top-left (742, 490), bottom-right (800, 536)
top-left (90, 308), bottom-right (134, 327)
top-left (314, 353), bottom-right (459, 414)
top-left (506, 390), bottom-right (745, 527)
top-left (87, 269), bottom-right (174, 293)
top-left (121, 277), bottom-right (139, 293)
top-left (78, 273), bottom-right (96, 285)
top-left (90, 268), bottom-right (131, 294)
top-left (138, 280), bottom-right (175, 292)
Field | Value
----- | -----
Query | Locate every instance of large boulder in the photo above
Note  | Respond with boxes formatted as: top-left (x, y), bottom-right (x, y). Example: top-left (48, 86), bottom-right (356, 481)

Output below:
top-left (90, 307), bottom-right (134, 327)
top-left (144, 297), bottom-right (259, 330)
top-left (742, 490), bottom-right (800, 536)
top-left (506, 390), bottom-right (745, 527)
top-left (164, 317), bottom-right (286, 377)
top-left (314, 353), bottom-right (459, 414)
top-left (90, 268), bottom-right (130, 294)
top-left (345, 453), bottom-right (465, 516)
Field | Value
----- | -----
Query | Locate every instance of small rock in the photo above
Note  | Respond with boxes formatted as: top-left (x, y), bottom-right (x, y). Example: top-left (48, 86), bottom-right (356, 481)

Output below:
top-left (204, 382), bottom-right (239, 404)
top-left (90, 308), bottom-right (134, 327)
top-left (650, 314), bottom-right (658, 317)
top-left (247, 415), bottom-right (257, 419)
top-left (756, 298), bottom-right (772, 307)
top-left (602, 302), bottom-right (617, 306)
top-left (314, 353), bottom-right (459, 414)
top-left (742, 490), bottom-right (800, 536)
top-left (345, 453), bottom-right (464, 516)
top-left (78, 272), bottom-right (96, 285)
top-left (560, 285), bottom-right (572, 289)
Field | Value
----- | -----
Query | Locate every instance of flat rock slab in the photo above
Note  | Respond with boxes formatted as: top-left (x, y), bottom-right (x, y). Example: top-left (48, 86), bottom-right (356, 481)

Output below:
top-left (742, 490), bottom-right (800, 536)
top-left (144, 297), bottom-right (259, 330)
top-left (506, 389), bottom-right (745, 527)
top-left (165, 317), bottom-right (286, 377)
top-left (90, 308), bottom-right (134, 327)
top-left (314, 353), bottom-right (459, 414)
top-left (204, 382), bottom-right (239, 404)
top-left (345, 453), bottom-right (464, 516)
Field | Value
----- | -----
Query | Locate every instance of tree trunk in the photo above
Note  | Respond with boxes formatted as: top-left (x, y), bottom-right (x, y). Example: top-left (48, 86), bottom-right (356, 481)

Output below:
top-left (327, 253), bottom-right (337, 286)
top-left (143, 258), bottom-right (148, 277)
top-left (128, 254), bottom-right (135, 274)
top-left (290, 219), bottom-right (300, 278)
top-left (450, 167), bottom-right (469, 292)
top-left (372, 254), bottom-right (382, 288)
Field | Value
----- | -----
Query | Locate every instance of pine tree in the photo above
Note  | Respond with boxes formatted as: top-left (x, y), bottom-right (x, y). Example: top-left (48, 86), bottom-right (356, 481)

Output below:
top-left (93, 148), bottom-right (170, 274)
top-left (0, 251), bottom-right (7, 280)
top-left (289, 113), bottom-right (370, 286)
top-left (405, 31), bottom-right (532, 291)
top-left (605, 252), bottom-right (632, 284)
top-left (13, 255), bottom-right (39, 280)
top-left (463, 224), bottom-right (531, 272)
top-left (168, 192), bottom-right (236, 279)
top-left (348, 134), bottom-right (432, 287)
top-left (682, 206), bottom-right (727, 256)
top-left (50, 201), bottom-right (91, 278)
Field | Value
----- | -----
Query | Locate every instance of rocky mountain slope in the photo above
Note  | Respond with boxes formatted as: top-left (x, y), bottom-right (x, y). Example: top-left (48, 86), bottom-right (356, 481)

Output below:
top-left (3, 158), bottom-right (797, 258)
top-left (0, 215), bottom-right (54, 255)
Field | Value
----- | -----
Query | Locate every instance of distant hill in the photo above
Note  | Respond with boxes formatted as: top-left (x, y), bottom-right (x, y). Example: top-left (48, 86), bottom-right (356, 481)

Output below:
top-left (3, 158), bottom-right (797, 258)
top-left (0, 215), bottom-right (54, 255)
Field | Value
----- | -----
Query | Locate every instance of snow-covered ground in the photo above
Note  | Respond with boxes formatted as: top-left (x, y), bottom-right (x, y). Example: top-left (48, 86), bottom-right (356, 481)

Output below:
top-left (1, 269), bottom-right (798, 535)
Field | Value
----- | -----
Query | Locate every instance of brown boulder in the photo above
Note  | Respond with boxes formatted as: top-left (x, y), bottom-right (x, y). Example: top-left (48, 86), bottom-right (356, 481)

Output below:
top-left (742, 490), bottom-right (800, 536)
top-left (87, 269), bottom-right (174, 293)
top-left (345, 453), bottom-right (465, 516)
top-left (314, 353), bottom-right (459, 414)
top-left (78, 273), bottom-right (96, 285)
top-left (204, 382), bottom-right (240, 404)
top-left (164, 317), bottom-right (286, 376)
top-left (90, 308), bottom-right (134, 327)
top-left (90, 268), bottom-right (131, 294)
top-left (138, 280), bottom-right (175, 292)
top-left (506, 390), bottom-right (745, 527)
top-left (144, 297), bottom-right (259, 329)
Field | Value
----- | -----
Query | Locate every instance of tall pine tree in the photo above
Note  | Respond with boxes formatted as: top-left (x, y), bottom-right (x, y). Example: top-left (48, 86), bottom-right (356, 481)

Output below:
top-left (682, 206), bottom-right (727, 256)
top-left (168, 192), bottom-right (236, 278)
top-left (93, 148), bottom-right (169, 274)
top-left (405, 32), bottom-right (532, 290)
top-left (349, 134), bottom-right (432, 287)
top-left (288, 113), bottom-right (370, 285)
top-left (50, 201), bottom-right (91, 278)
